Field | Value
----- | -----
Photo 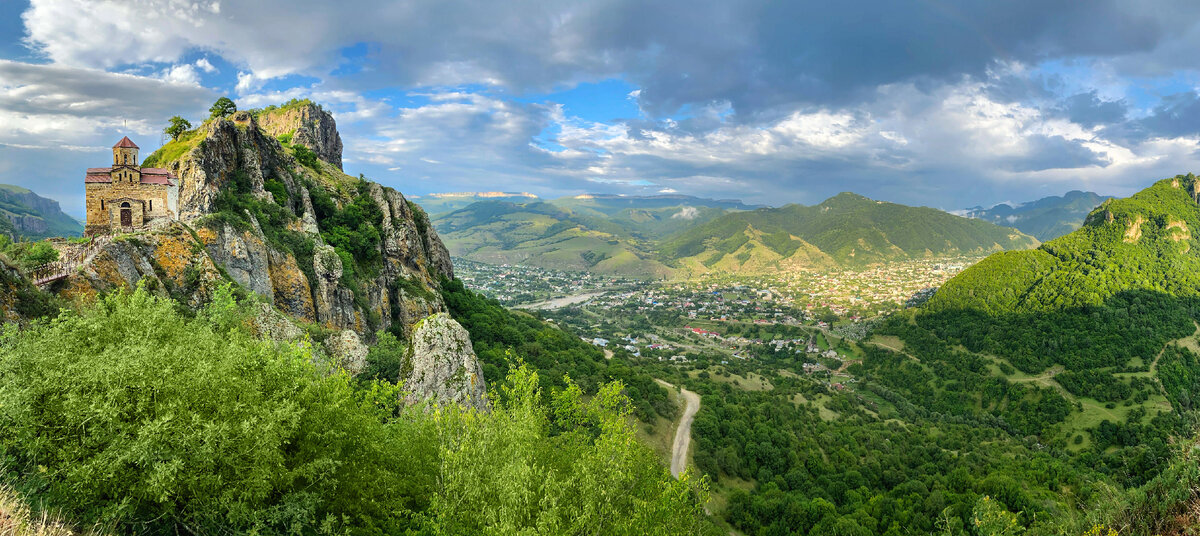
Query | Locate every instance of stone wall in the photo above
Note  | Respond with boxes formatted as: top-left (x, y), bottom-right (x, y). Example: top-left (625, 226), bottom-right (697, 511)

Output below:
top-left (85, 182), bottom-right (172, 235)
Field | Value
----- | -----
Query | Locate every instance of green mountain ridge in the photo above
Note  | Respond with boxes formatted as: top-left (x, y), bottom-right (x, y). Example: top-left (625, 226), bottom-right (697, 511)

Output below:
top-left (930, 176), bottom-right (1200, 314)
top-left (660, 192), bottom-right (1039, 275)
top-left (433, 200), bottom-right (673, 277)
top-left (433, 192), bottom-right (1039, 278)
top-left (961, 190), bottom-right (1112, 241)
top-left (0, 184), bottom-right (83, 239)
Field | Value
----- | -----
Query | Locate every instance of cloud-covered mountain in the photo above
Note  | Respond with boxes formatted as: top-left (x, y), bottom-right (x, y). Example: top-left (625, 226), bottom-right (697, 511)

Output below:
top-left (959, 191), bottom-right (1113, 241)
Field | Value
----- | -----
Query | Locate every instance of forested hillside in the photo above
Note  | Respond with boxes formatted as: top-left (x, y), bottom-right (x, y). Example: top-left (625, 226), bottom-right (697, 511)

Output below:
top-left (0, 184), bottom-right (82, 239)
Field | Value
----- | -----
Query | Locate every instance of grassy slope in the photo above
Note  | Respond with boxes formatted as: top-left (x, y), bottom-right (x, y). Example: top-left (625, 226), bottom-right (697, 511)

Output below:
top-left (432, 201), bottom-right (672, 277)
top-left (659, 192), bottom-right (1038, 273)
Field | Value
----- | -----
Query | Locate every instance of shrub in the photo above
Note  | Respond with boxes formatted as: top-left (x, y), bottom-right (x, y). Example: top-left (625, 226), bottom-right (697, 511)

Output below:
top-left (0, 284), bottom-right (437, 534)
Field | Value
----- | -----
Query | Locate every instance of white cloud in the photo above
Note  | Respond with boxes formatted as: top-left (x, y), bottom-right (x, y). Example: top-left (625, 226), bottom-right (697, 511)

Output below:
top-left (195, 58), bottom-right (217, 73)
top-left (159, 64), bottom-right (201, 86)
top-left (671, 206), bottom-right (699, 219)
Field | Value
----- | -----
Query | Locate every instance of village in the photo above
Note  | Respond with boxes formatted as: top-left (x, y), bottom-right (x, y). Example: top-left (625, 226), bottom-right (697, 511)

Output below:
top-left (450, 258), bottom-right (635, 306)
top-left (453, 257), bottom-right (984, 395)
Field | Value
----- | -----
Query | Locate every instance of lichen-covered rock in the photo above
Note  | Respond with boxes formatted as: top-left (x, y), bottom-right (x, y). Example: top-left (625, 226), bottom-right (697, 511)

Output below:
top-left (402, 313), bottom-right (488, 411)
top-left (312, 243), bottom-right (358, 330)
top-left (267, 248), bottom-right (316, 321)
top-left (58, 222), bottom-right (224, 308)
top-left (248, 302), bottom-right (305, 341)
top-left (324, 329), bottom-right (368, 375)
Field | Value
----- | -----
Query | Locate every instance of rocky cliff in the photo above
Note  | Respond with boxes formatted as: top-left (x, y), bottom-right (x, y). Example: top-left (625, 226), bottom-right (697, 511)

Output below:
top-left (50, 103), bottom-right (453, 341)
top-left (0, 184), bottom-right (83, 239)
top-left (256, 100), bottom-right (344, 170)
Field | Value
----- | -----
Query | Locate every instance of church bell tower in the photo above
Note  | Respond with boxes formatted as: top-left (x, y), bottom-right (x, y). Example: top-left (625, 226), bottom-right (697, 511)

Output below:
top-left (113, 136), bottom-right (139, 167)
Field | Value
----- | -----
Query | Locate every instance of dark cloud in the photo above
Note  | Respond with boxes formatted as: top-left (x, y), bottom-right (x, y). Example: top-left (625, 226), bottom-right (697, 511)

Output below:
top-left (1135, 91), bottom-right (1200, 138)
top-left (24, 0), bottom-right (1200, 118)
top-left (1061, 91), bottom-right (1128, 128)
top-left (1001, 135), bottom-right (1108, 172)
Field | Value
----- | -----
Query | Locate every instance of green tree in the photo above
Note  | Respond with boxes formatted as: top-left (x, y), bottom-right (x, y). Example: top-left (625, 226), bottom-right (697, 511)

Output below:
top-left (164, 115), bottom-right (191, 141)
top-left (208, 97), bottom-right (237, 119)
top-left (0, 284), bottom-right (437, 534)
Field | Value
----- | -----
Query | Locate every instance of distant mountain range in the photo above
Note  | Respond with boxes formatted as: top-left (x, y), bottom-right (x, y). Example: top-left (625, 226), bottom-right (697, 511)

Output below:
top-left (0, 184), bottom-right (82, 239)
top-left (409, 192), bottom-right (540, 214)
top-left (960, 190), bottom-right (1111, 241)
top-left (430, 191), bottom-right (1038, 278)
top-left (660, 192), bottom-right (1038, 276)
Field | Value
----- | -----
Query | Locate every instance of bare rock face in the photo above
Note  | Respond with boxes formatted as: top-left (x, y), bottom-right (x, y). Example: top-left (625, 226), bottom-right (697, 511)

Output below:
top-left (257, 102), bottom-right (344, 170)
top-left (323, 329), bottom-right (368, 376)
top-left (173, 112), bottom-right (287, 222)
top-left (402, 313), bottom-right (488, 411)
top-left (195, 218), bottom-right (273, 300)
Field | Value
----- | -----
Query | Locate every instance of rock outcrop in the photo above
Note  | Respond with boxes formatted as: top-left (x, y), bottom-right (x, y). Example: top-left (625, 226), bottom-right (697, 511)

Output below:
top-left (257, 101), bottom-right (344, 170)
top-left (53, 103), bottom-right (455, 340)
top-left (401, 313), bottom-right (489, 411)
top-left (53, 223), bottom-right (225, 308)
top-left (323, 329), bottom-right (368, 376)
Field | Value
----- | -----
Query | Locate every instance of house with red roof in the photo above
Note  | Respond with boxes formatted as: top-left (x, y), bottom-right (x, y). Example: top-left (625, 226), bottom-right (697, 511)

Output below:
top-left (84, 137), bottom-right (177, 235)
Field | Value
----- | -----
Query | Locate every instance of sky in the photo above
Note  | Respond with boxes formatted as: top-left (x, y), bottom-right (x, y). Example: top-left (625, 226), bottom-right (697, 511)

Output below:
top-left (8, 1), bottom-right (1200, 217)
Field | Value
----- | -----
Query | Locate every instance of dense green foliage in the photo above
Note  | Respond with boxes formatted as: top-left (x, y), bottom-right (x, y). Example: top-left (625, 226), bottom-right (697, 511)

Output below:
top-left (440, 277), bottom-right (674, 423)
top-left (0, 236), bottom-right (57, 271)
top-left (164, 116), bottom-right (192, 141)
top-left (292, 144), bottom-right (320, 168)
top-left (208, 97), bottom-right (237, 119)
top-left (0, 285), bottom-right (711, 535)
top-left (930, 175), bottom-right (1200, 315)
top-left (309, 181), bottom-right (383, 277)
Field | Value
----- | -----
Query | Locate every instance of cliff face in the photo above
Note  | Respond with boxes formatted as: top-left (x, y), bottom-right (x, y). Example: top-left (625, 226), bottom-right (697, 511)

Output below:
top-left (54, 104), bottom-right (453, 341)
top-left (0, 185), bottom-right (84, 239)
top-left (256, 102), bottom-right (344, 170)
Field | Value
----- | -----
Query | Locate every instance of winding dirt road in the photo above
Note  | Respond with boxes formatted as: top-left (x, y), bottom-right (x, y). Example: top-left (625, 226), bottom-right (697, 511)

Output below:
top-left (657, 379), bottom-right (701, 478)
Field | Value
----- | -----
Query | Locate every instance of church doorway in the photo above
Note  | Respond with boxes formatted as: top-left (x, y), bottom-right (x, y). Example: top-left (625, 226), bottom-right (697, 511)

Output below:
top-left (120, 203), bottom-right (132, 227)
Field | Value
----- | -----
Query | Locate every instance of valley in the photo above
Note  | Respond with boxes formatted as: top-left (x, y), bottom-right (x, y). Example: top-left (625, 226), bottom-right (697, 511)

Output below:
top-left (7, 3), bottom-right (1200, 535)
top-left (444, 179), bottom-right (1200, 534)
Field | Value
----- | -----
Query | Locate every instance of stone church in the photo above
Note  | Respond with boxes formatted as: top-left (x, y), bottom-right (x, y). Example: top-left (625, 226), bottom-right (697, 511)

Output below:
top-left (84, 137), bottom-right (177, 235)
